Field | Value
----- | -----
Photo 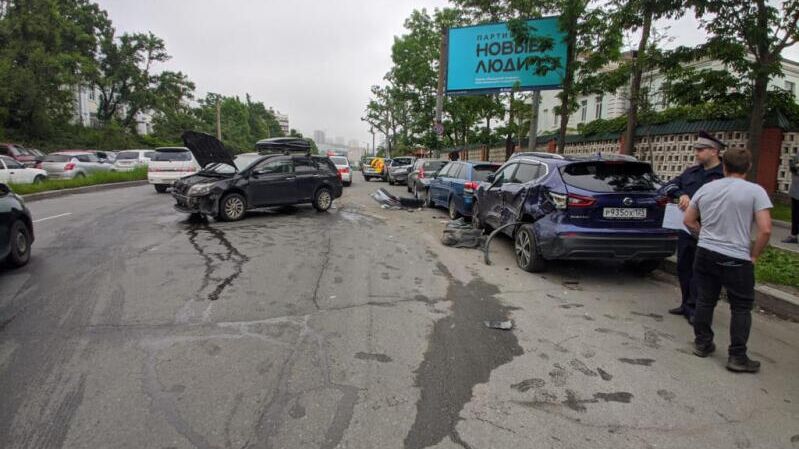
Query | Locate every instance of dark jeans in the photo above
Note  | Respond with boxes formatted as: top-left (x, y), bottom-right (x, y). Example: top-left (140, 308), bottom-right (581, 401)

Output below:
top-left (791, 197), bottom-right (798, 236)
top-left (676, 232), bottom-right (698, 317)
top-left (693, 247), bottom-right (755, 357)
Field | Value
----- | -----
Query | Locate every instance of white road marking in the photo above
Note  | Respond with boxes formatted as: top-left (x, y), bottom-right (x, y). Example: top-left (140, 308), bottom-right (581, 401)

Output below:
top-left (33, 213), bottom-right (72, 223)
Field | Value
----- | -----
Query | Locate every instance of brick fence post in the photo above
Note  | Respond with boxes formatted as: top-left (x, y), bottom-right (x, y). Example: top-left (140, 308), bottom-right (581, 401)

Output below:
top-left (547, 139), bottom-right (556, 153)
top-left (756, 127), bottom-right (784, 194)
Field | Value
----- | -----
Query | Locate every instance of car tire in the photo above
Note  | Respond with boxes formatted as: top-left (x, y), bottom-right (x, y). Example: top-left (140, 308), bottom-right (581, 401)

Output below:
top-left (448, 198), bottom-right (460, 220)
top-left (74, 172), bottom-right (85, 179)
top-left (344, 181), bottom-right (351, 187)
top-left (625, 259), bottom-right (662, 276)
top-left (313, 187), bottom-right (333, 212)
top-left (33, 175), bottom-right (45, 184)
top-left (422, 188), bottom-right (432, 207)
top-left (154, 184), bottom-right (168, 193)
top-left (388, 179), bottom-right (395, 185)
top-left (219, 193), bottom-right (246, 221)
top-left (515, 224), bottom-right (545, 273)
top-left (6, 219), bottom-right (32, 267)
top-left (472, 202), bottom-right (483, 230)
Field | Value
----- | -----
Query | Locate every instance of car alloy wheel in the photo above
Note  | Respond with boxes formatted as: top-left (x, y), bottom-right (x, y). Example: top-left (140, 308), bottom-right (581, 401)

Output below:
top-left (514, 224), bottom-right (545, 272)
top-left (221, 194), bottom-right (246, 221)
top-left (448, 198), bottom-right (460, 220)
top-left (314, 188), bottom-right (333, 211)
top-left (8, 220), bottom-right (31, 267)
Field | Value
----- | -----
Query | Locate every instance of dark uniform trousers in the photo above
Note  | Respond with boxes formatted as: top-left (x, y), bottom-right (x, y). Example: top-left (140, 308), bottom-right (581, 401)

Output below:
top-left (676, 232), bottom-right (698, 317)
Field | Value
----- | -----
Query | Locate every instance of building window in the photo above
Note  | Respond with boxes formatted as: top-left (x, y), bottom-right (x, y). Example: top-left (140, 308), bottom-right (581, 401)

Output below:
top-left (580, 100), bottom-right (587, 122)
top-left (88, 88), bottom-right (95, 101)
top-left (553, 110), bottom-right (558, 126)
top-left (786, 80), bottom-right (796, 96)
top-left (595, 96), bottom-right (603, 119)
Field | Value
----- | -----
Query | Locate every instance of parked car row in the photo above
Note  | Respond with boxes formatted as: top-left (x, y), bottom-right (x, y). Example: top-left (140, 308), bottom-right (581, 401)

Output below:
top-left (403, 153), bottom-right (677, 274)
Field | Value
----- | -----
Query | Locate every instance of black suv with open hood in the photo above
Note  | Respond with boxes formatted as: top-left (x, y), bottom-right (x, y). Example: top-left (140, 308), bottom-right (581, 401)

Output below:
top-left (172, 131), bottom-right (343, 221)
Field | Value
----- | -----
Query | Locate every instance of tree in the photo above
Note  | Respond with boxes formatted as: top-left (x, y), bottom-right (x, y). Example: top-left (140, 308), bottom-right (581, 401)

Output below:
top-left (611, 0), bottom-right (684, 155)
top-left (689, 0), bottom-right (799, 179)
top-left (90, 30), bottom-right (194, 132)
top-left (0, 0), bottom-right (109, 137)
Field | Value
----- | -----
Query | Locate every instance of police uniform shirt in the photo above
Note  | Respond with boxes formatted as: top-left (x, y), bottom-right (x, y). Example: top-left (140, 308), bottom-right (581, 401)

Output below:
top-left (666, 163), bottom-right (724, 199)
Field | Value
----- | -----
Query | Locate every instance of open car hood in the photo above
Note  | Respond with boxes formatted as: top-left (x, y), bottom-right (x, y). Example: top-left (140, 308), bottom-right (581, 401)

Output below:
top-left (181, 131), bottom-right (236, 168)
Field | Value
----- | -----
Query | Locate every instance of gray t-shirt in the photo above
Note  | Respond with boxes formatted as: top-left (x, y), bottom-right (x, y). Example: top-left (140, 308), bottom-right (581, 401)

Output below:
top-left (690, 177), bottom-right (773, 261)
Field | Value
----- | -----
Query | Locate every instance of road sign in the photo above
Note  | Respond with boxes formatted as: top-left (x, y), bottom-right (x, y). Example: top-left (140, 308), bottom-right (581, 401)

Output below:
top-left (433, 123), bottom-right (444, 136)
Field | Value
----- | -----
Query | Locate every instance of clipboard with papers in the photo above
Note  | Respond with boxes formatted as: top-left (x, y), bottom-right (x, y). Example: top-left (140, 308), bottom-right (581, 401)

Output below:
top-left (662, 203), bottom-right (690, 233)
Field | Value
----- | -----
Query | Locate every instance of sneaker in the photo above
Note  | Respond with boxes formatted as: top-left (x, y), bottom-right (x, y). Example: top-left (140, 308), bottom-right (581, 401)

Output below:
top-left (726, 356), bottom-right (761, 373)
top-left (781, 235), bottom-right (798, 244)
top-left (693, 342), bottom-right (716, 358)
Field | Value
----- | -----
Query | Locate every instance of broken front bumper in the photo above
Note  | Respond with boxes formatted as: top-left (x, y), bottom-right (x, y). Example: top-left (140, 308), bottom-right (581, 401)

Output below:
top-left (172, 193), bottom-right (217, 215)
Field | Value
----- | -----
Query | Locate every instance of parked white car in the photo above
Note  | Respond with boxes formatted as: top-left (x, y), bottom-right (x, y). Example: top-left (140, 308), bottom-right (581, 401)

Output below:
top-left (148, 147), bottom-right (200, 193)
top-left (0, 156), bottom-right (48, 184)
top-left (330, 156), bottom-right (352, 186)
top-left (112, 149), bottom-right (155, 172)
top-left (41, 151), bottom-right (111, 179)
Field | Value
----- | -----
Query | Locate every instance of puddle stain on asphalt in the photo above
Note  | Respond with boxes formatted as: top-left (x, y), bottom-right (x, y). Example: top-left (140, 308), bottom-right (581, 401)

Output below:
top-left (563, 390), bottom-right (634, 412)
top-left (404, 272), bottom-right (523, 449)
top-left (618, 358), bottom-right (656, 366)
top-left (186, 223), bottom-right (251, 302)
top-left (354, 352), bottom-right (393, 363)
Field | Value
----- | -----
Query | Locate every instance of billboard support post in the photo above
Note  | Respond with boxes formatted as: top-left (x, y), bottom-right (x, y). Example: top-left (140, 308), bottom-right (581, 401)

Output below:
top-left (529, 90), bottom-right (540, 151)
top-left (435, 30), bottom-right (448, 140)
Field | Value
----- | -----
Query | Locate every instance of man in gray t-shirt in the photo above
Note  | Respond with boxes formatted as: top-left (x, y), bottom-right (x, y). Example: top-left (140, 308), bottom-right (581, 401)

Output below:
top-left (684, 148), bottom-right (773, 373)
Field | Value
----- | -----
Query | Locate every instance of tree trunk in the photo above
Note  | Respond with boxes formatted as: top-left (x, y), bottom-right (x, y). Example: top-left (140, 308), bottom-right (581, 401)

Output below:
top-left (747, 71), bottom-right (768, 182)
top-left (622, 7), bottom-right (652, 156)
top-left (557, 16), bottom-right (578, 154)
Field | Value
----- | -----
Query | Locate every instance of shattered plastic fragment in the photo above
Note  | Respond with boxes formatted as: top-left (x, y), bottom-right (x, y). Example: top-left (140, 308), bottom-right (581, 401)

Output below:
top-left (484, 320), bottom-right (514, 330)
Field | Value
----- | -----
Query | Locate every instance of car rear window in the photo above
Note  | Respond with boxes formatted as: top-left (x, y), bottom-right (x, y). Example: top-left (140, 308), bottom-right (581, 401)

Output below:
top-left (393, 158), bottom-right (413, 165)
top-left (44, 154), bottom-right (72, 162)
top-left (152, 150), bottom-right (191, 161)
top-left (330, 157), bottom-right (348, 166)
top-left (423, 161), bottom-right (447, 171)
top-left (560, 161), bottom-right (659, 193)
top-left (472, 164), bottom-right (500, 182)
top-left (117, 151), bottom-right (140, 160)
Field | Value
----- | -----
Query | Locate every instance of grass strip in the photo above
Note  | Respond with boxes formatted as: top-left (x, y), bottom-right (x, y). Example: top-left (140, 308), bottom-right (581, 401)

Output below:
top-left (9, 167), bottom-right (147, 195)
top-left (755, 245), bottom-right (799, 289)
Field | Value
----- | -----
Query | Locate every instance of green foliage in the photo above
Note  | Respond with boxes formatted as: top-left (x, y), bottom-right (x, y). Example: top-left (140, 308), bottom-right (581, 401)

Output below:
top-left (755, 246), bottom-right (799, 289)
top-left (771, 202), bottom-right (791, 222)
top-left (9, 166), bottom-right (147, 195)
top-left (0, 0), bottom-right (109, 137)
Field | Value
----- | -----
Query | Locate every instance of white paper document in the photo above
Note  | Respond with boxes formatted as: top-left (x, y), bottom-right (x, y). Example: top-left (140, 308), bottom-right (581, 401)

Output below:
top-left (662, 203), bottom-right (690, 233)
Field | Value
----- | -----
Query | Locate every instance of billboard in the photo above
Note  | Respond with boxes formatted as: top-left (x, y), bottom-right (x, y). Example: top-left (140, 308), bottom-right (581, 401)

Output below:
top-left (445, 17), bottom-right (566, 95)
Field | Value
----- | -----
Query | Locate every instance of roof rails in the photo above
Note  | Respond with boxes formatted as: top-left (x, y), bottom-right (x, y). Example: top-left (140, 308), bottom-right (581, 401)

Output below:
top-left (255, 137), bottom-right (310, 154)
top-left (511, 152), bottom-right (565, 160)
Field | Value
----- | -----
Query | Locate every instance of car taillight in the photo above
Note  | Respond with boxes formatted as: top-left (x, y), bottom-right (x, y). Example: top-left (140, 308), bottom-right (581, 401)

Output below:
top-left (419, 167), bottom-right (425, 179)
top-left (336, 171), bottom-right (342, 181)
top-left (656, 196), bottom-right (669, 208)
top-left (464, 181), bottom-right (478, 194)
top-left (64, 163), bottom-right (75, 171)
top-left (567, 193), bottom-right (597, 208)
top-left (339, 167), bottom-right (350, 174)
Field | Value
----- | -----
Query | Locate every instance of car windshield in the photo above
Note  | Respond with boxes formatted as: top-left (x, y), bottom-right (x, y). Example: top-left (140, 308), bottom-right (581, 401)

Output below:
top-left (152, 150), bottom-right (191, 161)
top-left (560, 161), bottom-right (660, 192)
top-left (330, 156), bottom-right (348, 166)
top-left (233, 154), bottom-right (261, 170)
top-left (116, 151), bottom-right (140, 160)
top-left (44, 154), bottom-right (72, 162)
top-left (472, 164), bottom-right (500, 181)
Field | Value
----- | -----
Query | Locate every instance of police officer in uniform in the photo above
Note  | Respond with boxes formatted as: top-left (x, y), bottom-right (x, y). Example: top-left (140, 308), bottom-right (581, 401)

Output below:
top-left (663, 130), bottom-right (725, 322)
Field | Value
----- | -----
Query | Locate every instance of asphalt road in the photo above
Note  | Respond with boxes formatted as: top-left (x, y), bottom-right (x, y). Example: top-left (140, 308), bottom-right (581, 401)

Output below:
top-left (1, 178), bottom-right (797, 449)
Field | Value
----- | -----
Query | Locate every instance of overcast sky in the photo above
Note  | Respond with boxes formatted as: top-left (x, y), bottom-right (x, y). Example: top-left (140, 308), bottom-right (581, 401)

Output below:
top-left (96, 1), bottom-right (798, 146)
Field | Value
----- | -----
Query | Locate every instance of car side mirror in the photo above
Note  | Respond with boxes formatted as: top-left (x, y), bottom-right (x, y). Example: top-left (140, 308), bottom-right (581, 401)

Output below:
top-left (486, 174), bottom-right (495, 183)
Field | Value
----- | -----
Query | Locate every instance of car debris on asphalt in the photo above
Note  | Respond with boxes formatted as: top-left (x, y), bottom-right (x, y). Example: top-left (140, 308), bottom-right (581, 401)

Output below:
top-left (371, 188), bottom-right (424, 210)
top-left (440, 218), bottom-right (485, 248)
top-left (483, 320), bottom-right (514, 330)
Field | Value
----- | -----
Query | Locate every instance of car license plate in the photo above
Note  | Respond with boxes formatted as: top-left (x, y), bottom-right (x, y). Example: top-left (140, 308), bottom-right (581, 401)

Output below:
top-left (603, 208), bottom-right (646, 219)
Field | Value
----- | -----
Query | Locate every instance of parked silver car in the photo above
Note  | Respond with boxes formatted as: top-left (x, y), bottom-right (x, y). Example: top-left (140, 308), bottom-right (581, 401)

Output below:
top-left (41, 151), bottom-right (112, 179)
top-left (112, 149), bottom-right (155, 171)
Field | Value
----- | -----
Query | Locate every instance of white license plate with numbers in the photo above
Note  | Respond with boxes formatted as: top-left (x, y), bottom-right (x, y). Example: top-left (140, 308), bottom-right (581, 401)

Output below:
top-left (603, 208), bottom-right (647, 219)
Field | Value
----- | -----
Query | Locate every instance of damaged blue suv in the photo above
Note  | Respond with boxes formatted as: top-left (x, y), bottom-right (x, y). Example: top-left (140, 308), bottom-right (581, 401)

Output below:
top-left (473, 153), bottom-right (677, 273)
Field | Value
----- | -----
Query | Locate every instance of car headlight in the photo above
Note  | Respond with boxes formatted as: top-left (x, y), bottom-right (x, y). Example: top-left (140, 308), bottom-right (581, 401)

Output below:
top-left (188, 183), bottom-right (215, 196)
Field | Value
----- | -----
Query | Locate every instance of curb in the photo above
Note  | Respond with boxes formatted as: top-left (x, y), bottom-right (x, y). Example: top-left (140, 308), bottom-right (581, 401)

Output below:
top-left (659, 257), bottom-right (799, 321)
top-left (773, 220), bottom-right (790, 230)
top-left (20, 180), bottom-right (149, 203)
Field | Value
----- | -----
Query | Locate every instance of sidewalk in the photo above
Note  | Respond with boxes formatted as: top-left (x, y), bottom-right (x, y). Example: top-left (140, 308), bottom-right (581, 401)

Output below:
top-left (772, 220), bottom-right (798, 254)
